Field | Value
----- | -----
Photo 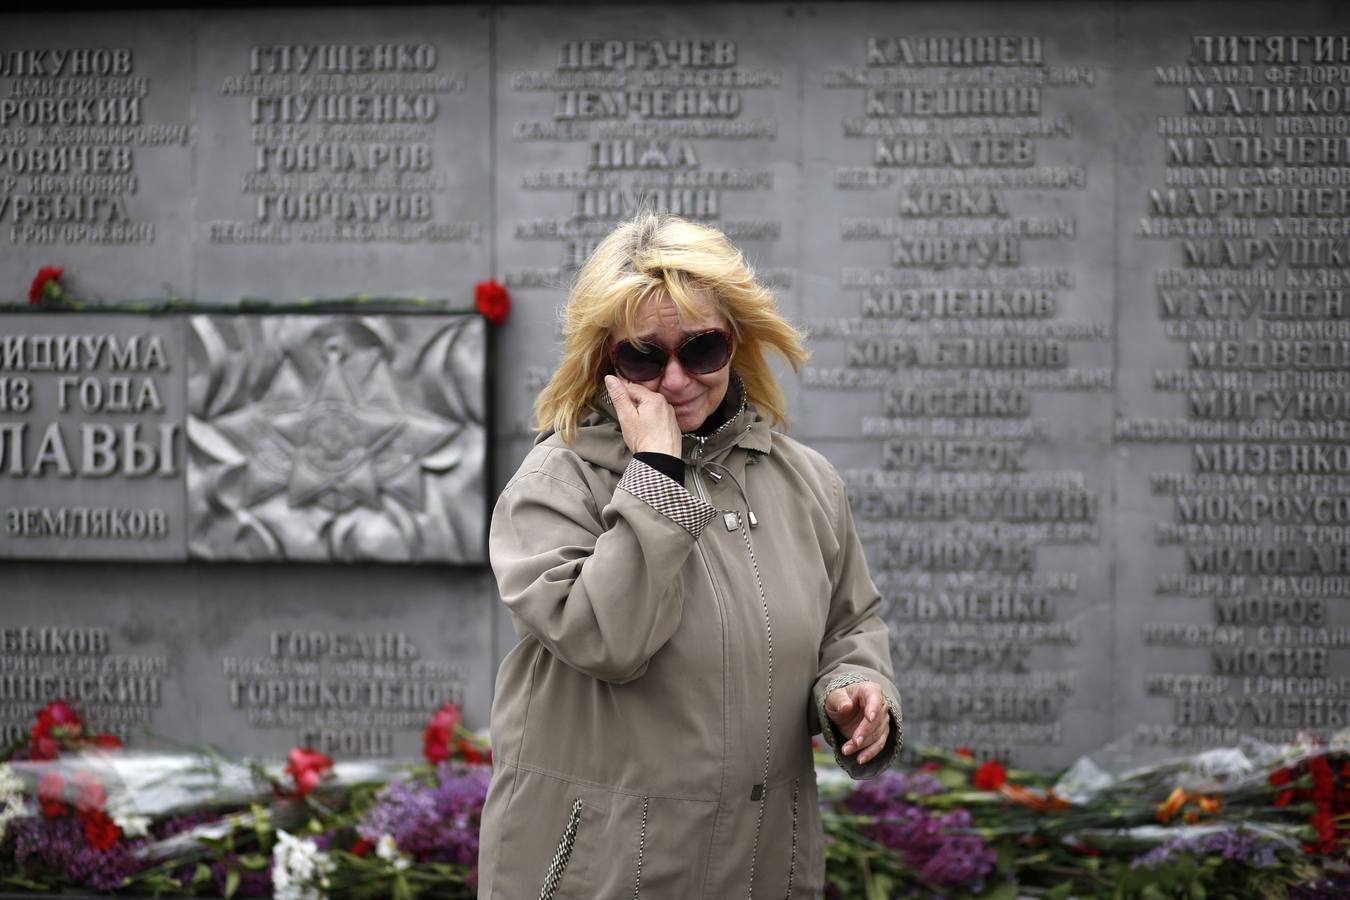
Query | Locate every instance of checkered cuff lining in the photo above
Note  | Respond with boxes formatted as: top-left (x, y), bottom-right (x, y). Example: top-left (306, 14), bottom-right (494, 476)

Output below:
top-left (617, 459), bottom-right (717, 538)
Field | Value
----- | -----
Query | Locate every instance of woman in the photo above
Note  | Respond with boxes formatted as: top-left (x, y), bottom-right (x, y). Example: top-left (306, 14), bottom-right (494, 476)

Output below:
top-left (479, 213), bottom-right (900, 899)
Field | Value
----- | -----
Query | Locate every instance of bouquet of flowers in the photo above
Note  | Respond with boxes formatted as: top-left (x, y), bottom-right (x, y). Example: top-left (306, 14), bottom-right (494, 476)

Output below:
top-left (817, 734), bottom-right (1350, 899)
top-left (2, 698), bottom-right (1348, 898)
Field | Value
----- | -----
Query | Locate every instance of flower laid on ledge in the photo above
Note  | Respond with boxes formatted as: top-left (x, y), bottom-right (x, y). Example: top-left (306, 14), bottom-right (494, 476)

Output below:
top-left (423, 701), bottom-right (491, 767)
top-left (27, 266), bottom-right (65, 307)
top-left (2, 699), bottom-right (1350, 898)
top-left (473, 279), bottom-right (510, 326)
top-left (282, 747), bottom-right (334, 800)
top-left (23, 699), bottom-right (122, 761)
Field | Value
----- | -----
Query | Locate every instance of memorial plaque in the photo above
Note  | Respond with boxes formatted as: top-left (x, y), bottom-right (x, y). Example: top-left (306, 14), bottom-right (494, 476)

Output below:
top-left (192, 7), bottom-right (490, 303)
top-left (798, 3), bottom-right (1118, 768)
top-left (2, 2), bottom-right (1349, 775)
top-left (0, 314), bottom-right (186, 559)
top-left (493, 4), bottom-right (803, 447)
top-left (187, 314), bottom-right (487, 563)
top-left (0, 13), bottom-right (195, 301)
top-left (2, 561), bottom-right (497, 757)
top-left (1112, 6), bottom-right (1350, 757)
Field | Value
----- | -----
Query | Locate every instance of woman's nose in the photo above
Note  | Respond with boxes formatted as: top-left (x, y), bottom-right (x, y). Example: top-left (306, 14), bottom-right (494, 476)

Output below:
top-left (659, 354), bottom-right (691, 389)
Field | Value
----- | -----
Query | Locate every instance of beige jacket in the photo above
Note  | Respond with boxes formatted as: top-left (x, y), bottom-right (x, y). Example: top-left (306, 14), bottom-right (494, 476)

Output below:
top-left (478, 393), bottom-right (901, 899)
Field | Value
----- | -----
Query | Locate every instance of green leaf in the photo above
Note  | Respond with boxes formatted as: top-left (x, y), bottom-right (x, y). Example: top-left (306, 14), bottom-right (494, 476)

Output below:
top-left (937, 768), bottom-right (971, 790)
top-left (393, 873), bottom-right (415, 900)
top-left (1044, 883), bottom-right (1074, 900)
top-left (224, 868), bottom-right (241, 899)
top-left (236, 852), bottom-right (270, 871)
top-left (866, 872), bottom-right (894, 900)
top-left (978, 881), bottom-right (1019, 900)
top-left (192, 864), bottom-right (212, 886)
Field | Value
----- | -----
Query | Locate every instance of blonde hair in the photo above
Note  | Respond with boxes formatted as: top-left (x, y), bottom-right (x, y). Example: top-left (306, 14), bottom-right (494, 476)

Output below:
top-left (535, 212), bottom-right (809, 441)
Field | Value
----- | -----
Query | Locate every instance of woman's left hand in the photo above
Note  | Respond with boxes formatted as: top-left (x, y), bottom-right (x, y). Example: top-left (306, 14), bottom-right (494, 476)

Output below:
top-left (824, 681), bottom-right (889, 765)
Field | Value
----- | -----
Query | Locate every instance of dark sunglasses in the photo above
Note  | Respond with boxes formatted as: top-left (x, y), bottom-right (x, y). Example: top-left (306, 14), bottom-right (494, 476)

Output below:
top-left (609, 329), bottom-right (733, 382)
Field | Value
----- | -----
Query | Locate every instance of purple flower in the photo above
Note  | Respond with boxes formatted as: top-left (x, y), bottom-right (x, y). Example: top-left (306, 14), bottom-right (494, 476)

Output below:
top-left (1131, 829), bottom-right (1282, 870)
top-left (359, 762), bottom-right (490, 870)
top-left (843, 772), bottom-right (997, 892)
top-left (11, 816), bottom-right (144, 890)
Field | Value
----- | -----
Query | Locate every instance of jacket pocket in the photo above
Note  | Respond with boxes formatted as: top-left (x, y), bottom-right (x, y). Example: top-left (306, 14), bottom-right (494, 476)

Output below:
top-left (539, 797), bottom-right (585, 900)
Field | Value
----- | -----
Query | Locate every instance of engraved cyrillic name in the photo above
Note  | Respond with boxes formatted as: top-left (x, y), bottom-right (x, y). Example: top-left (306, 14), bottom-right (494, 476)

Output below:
top-left (810, 19), bottom-right (1108, 766)
top-left (222, 630), bottom-right (467, 757)
top-left (0, 624), bottom-right (169, 746)
top-left (498, 13), bottom-right (794, 434)
top-left (1122, 28), bottom-right (1349, 752)
top-left (209, 41), bottom-right (478, 244)
top-left (0, 46), bottom-right (189, 245)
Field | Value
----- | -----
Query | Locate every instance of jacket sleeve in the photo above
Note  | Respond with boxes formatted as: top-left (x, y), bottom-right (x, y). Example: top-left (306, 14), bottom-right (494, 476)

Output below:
top-left (489, 456), bottom-right (717, 684)
top-left (810, 472), bottom-right (903, 779)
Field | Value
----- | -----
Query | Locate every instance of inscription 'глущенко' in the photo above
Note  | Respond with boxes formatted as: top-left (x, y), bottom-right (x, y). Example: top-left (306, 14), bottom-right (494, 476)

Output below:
top-left (212, 42), bottom-right (474, 245)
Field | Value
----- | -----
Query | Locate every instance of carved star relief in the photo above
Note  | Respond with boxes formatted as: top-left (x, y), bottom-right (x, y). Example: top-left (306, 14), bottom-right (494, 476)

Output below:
top-left (213, 338), bottom-right (460, 513)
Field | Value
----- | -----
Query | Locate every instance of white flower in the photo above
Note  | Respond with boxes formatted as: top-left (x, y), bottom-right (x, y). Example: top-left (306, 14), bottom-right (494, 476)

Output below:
top-left (0, 764), bottom-right (25, 843)
top-left (376, 833), bottom-right (411, 871)
top-left (272, 829), bottom-right (336, 900)
top-left (0, 764), bottom-right (23, 803)
top-left (113, 812), bottom-right (152, 838)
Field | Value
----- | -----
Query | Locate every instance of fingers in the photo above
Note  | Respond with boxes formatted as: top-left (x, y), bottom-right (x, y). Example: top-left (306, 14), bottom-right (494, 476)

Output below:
top-left (825, 688), bottom-right (853, 719)
top-left (855, 720), bottom-right (890, 765)
top-left (836, 683), bottom-right (889, 761)
top-left (604, 375), bottom-right (636, 418)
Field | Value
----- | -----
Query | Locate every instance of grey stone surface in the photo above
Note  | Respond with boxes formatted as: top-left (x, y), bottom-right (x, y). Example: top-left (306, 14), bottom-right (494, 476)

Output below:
top-left (796, 3), bottom-right (1119, 766)
top-left (1109, 2), bottom-right (1350, 765)
top-left (0, 314), bottom-right (186, 560)
top-left (191, 6), bottom-right (491, 305)
top-left (0, 13), bottom-right (196, 303)
top-left (187, 314), bottom-right (486, 563)
top-left (1, 561), bottom-right (497, 756)
top-left (0, 2), bottom-right (1347, 770)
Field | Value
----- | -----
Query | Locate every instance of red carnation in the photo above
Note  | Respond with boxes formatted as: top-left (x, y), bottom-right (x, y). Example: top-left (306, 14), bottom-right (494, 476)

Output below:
top-left (351, 837), bottom-right (374, 857)
top-left (972, 760), bottom-right (1008, 791)
top-left (954, 747), bottom-right (974, 759)
top-left (475, 279), bottom-right (510, 326)
top-left (37, 772), bottom-right (67, 818)
top-left (32, 700), bottom-right (82, 742)
top-left (455, 738), bottom-right (484, 765)
top-left (423, 701), bottom-right (461, 765)
top-left (81, 808), bottom-right (120, 851)
top-left (283, 746), bottom-right (334, 799)
top-left (28, 266), bottom-right (64, 306)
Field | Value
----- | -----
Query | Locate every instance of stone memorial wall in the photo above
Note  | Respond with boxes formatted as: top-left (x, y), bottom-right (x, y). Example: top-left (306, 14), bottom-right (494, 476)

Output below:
top-left (1, 2), bottom-right (1346, 769)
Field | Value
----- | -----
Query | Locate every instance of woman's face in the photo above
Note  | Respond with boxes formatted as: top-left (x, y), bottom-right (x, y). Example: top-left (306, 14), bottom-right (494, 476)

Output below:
top-left (611, 289), bottom-right (733, 434)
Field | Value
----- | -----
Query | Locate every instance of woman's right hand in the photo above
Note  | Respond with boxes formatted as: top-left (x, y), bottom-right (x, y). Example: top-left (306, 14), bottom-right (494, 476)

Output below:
top-left (605, 375), bottom-right (681, 457)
